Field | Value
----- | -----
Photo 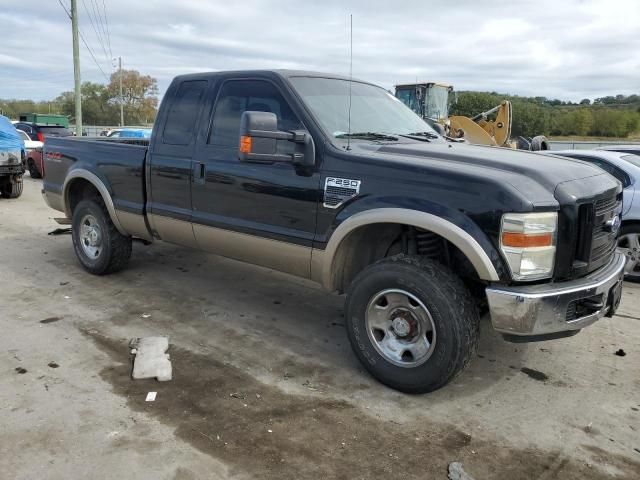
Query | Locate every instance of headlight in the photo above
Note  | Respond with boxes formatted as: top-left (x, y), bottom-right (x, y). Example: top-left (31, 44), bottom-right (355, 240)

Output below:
top-left (500, 212), bottom-right (557, 281)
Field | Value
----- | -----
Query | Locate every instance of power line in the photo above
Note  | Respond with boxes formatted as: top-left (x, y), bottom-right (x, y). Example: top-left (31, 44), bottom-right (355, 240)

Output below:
top-left (56, 0), bottom-right (110, 82)
top-left (79, 30), bottom-right (110, 81)
top-left (101, 0), bottom-right (113, 59)
top-left (57, 0), bottom-right (71, 18)
top-left (81, 0), bottom-right (110, 67)
top-left (90, 0), bottom-right (111, 62)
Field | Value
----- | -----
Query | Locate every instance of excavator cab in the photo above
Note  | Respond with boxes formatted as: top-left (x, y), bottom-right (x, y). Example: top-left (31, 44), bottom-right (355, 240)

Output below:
top-left (395, 83), bottom-right (453, 122)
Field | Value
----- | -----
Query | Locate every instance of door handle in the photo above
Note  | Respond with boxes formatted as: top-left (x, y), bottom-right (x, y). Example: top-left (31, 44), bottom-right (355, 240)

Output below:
top-left (193, 162), bottom-right (206, 185)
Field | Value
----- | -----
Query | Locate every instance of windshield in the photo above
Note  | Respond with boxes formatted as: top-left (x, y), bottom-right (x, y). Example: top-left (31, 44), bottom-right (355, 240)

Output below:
top-left (621, 154), bottom-right (640, 168)
top-left (424, 85), bottom-right (449, 121)
top-left (289, 77), bottom-right (439, 144)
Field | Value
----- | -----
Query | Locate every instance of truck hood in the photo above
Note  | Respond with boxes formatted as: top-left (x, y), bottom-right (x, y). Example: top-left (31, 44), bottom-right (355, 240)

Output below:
top-left (356, 141), bottom-right (608, 206)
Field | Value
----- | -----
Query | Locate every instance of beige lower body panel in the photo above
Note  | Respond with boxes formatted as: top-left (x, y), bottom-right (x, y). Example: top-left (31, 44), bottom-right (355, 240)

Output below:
top-left (116, 210), bottom-right (153, 242)
top-left (147, 214), bottom-right (311, 279)
top-left (193, 224), bottom-right (311, 279)
top-left (148, 214), bottom-right (198, 249)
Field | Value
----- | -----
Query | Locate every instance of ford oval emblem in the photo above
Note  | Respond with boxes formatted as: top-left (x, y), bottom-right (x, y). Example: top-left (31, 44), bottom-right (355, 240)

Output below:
top-left (605, 215), bottom-right (621, 234)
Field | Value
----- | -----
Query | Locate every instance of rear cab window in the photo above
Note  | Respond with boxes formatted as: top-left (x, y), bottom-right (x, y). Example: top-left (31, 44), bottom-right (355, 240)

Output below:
top-left (162, 80), bottom-right (208, 145)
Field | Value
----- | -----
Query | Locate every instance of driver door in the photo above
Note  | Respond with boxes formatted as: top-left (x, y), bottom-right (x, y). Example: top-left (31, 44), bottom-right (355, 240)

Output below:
top-left (191, 77), bottom-right (321, 278)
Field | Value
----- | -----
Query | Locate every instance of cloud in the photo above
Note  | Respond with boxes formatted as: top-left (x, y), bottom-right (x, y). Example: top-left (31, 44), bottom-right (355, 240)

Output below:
top-left (1, 0), bottom-right (638, 102)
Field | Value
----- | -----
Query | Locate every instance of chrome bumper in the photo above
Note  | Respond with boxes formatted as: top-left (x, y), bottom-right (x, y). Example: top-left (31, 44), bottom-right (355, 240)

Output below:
top-left (486, 252), bottom-right (625, 337)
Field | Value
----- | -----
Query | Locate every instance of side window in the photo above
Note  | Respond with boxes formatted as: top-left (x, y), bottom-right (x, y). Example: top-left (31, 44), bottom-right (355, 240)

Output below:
top-left (579, 157), bottom-right (630, 187)
top-left (607, 165), bottom-right (630, 187)
top-left (209, 80), bottom-right (302, 147)
top-left (162, 80), bottom-right (208, 145)
top-left (16, 124), bottom-right (31, 134)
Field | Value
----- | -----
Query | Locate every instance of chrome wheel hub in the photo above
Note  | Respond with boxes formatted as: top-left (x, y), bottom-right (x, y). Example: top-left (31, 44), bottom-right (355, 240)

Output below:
top-left (391, 315), bottom-right (412, 337)
top-left (365, 289), bottom-right (436, 368)
top-left (79, 214), bottom-right (102, 258)
top-left (618, 233), bottom-right (640, 278)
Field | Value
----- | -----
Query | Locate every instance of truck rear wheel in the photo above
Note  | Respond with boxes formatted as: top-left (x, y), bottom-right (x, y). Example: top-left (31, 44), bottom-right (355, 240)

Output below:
top-left (71, 199), bottom-right (132, 275)
top-left (1, 175), bottom-right (23, 198)
top-left (27, 159), bottom-right (41, 179)
top-left (345, 254), bottom-right (479, 393)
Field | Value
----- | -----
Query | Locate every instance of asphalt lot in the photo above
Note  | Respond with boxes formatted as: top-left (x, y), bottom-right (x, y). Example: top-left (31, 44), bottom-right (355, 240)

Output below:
top-left (1, 176), bottom-right (639, 480)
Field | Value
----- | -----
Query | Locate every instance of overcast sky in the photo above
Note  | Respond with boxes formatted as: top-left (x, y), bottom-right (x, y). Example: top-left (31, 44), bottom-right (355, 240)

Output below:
top-left (1, 0), bottom-right (638, 102)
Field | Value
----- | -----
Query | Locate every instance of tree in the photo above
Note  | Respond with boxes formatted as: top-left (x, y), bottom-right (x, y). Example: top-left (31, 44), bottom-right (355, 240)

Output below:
top-left (107, 69), bottom-right (158, 125)
top-left (54, 82), bottom-right (119, 125)
top-left (579, 98), bottom-right (591, 105)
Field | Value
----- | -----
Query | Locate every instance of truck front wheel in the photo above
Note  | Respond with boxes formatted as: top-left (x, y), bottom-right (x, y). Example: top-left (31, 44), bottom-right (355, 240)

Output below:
top-left (345, 255), bottom-right (479, 393)
top-left (72, 199), bottom-right (132, 275)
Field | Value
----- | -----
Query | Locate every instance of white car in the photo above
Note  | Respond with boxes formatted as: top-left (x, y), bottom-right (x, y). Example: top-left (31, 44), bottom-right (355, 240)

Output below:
top-left (16, 129), bottom-right (43, 151)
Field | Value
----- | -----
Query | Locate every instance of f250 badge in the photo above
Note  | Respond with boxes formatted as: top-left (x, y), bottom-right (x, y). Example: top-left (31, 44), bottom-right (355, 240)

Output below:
top-left (323, 177), bottom-right (361, 209)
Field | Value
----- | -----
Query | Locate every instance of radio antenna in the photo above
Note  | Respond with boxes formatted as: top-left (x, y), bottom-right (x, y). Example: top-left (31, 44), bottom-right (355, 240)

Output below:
top-left (347, 14), bottom-right (353, 151)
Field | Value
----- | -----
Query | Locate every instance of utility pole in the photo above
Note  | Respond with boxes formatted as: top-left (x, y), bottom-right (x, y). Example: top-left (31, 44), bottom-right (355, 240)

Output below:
top-left (119, 56), bottom-right (124, 127)
top-left (70, 0), bottom-right (82, 136)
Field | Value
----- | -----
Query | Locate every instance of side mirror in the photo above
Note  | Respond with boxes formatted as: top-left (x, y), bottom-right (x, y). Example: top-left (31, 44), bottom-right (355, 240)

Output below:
top-left (238, 111), bottom-right (314, 166)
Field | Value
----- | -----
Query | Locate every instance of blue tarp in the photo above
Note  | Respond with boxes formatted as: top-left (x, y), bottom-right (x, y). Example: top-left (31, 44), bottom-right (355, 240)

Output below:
top-left (120, 128), bottom-right (152, 138)
top-left (0, 115), bottom-right (24, 153)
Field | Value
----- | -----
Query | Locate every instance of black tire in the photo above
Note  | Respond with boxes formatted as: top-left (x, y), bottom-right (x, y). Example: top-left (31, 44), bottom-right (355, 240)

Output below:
top-left (345, 254), bottom-right (479, 393)
top-left (530, 135), bottom-right (550, 151)
top-left (618, 224), bottom-right (640, 282)
top-left (1, 176), bottom-right (23, 198)
top-left (27, 159), bottom-right (41, 179)
top-left (71, 198), bottom-right (132, 275)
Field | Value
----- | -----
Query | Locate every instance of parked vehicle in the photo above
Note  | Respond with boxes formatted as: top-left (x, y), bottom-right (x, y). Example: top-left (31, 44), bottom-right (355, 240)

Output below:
top-left (552, 149), bottom-right (640, 281)
top-left (107, 128), bottom-right (152, 139)
top-left (14, 122), bottom-right (73, 142)
top-left (0, 115), bottom-right (25, 198)
top-left (597, 144), bottom-right (640, 156)
top-left (117, 128), bottom-right (152, 139)
top-left (25, 147), bottom-right (44, 179)
top-left (17, 113), bottom-right (69, 128)
top-left (43, 70), bottom-right (626, 392)
top-left (16, 129), bottom-right (44, 178)
top-left (16, 129), bottom-right (43, 152)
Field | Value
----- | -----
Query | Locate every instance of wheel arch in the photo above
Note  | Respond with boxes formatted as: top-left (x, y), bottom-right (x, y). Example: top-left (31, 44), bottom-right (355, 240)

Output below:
top-left (63, 169), bottom-right (127, 235)
top-left (315, 208), bottom-right (501, 291)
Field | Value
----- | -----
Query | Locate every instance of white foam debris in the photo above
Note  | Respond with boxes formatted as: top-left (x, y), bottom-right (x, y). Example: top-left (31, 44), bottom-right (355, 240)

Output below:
top-left (130, 336), bottom-right (172, 381)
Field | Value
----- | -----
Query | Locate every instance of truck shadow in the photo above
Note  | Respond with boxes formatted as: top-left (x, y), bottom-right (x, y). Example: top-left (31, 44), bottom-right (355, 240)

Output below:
top-left (107, 241), bottom-right (533, 400)
top-left (44, 234), bottom-right (550, 402)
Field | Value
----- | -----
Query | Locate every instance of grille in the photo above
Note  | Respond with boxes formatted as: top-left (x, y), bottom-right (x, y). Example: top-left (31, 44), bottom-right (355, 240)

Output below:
top-left (588, 193), bottom-right (620, 269)
top-left (595, 196), bottom-right (617, 213)
top-left (566, 301), bottom-right (577, 322)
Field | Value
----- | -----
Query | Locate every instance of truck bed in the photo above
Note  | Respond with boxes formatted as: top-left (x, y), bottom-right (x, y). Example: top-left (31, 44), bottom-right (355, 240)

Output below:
top-left (43, 136), bottom-right (148, 220)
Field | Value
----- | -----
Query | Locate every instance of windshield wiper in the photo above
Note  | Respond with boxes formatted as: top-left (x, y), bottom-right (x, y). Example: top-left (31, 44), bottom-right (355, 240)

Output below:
top-left (335, 132), bottom-right (399, 141)
top-left (405, 131), bottom-right (441, 139)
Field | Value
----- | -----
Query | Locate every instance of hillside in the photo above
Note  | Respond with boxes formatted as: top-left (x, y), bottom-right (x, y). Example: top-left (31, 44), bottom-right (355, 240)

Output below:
top-left (450, 92), bottom-right (640, 138)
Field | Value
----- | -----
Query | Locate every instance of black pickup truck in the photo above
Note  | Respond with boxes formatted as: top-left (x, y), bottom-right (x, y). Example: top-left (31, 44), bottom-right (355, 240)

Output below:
top-left (43, 70), bottom-right (626, 393)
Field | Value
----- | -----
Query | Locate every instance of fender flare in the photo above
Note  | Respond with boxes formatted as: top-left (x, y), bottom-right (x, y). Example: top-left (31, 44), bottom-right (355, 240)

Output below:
top-left (320, 207), bottom-right (501, 289)
top-left (62, 169), bottom-right (127, 235)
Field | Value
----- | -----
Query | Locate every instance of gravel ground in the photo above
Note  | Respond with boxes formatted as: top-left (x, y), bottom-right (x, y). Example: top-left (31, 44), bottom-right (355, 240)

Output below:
top-left (1, 176), bottom-right (639, 479)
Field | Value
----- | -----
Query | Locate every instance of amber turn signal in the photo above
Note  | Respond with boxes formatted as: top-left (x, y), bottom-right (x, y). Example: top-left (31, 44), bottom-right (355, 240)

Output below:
top-left (501, 232), bottom-right (553, 248)
top-left (240, 135), bottom-right (252, 153)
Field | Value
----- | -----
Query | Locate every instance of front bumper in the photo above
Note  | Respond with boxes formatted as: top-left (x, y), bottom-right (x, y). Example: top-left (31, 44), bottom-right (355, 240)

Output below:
top-left (0, 164), bottom-right (25, 175)
top-left (486, 252), bottom-right (625, 338)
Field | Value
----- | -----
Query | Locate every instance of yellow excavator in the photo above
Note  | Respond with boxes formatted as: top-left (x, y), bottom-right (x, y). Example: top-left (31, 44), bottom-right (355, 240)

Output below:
top-left (394, 82), bottom-right (550, 151)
